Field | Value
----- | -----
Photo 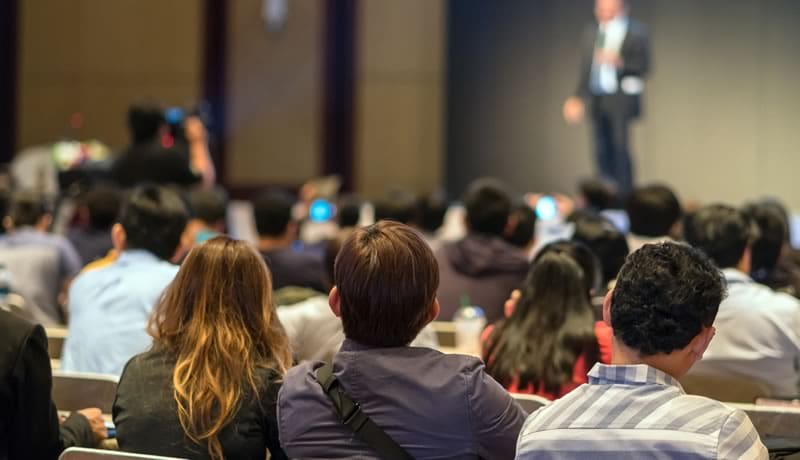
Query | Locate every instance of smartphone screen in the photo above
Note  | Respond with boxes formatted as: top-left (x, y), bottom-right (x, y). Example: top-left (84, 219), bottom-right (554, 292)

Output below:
top-left (535, 196), bottom-right (558, 220)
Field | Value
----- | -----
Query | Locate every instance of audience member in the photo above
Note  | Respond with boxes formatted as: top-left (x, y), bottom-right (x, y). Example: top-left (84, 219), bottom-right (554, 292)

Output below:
top-left (114, 237), bottom-right (290, 459)
top-left (571, 212), bottom-right (629, 290)
top-left (0, 190), bottom-right (82, 324)
top-left (0, 308), bottom-right (107, 459)
top-left (684, 204), bottom-right (800, 397)
top-left (278, 221), bottom-right (526, 459)
top-left (253, 190), bottom-right (328, 294)
top-left (625, 184), bottom-right (682, 252)
top-left (503, 202), bottom-right (537, 256)
top-left (483, 241), bottom-right (611, 399)
top-left (744, 201), bottom-right (800, 296)
top-left (278, 237), bottom-right (437, 362)
top-left (61, 185), bottom-right (188, 375)
top-left (413, 192), bottom-right (449, 251)
top-left (336, 194), bottom-right (362, 239)
top-left (576, 177), bottom-right (619, 212)
top-left (516, 243), bottom-right (767, 459)
top-left (177, 186), bottom-right (229, 259)
top-left (111, 104), bottom-right (215, 188)
top-left (68, 183), bottom-right (122, 265)
top-left (436, 178), bottom-right (529, 322)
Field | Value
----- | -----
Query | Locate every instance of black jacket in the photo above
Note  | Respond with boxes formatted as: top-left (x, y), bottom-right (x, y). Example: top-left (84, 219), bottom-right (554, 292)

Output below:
top-left (0, 309), bottom-right (94, 460)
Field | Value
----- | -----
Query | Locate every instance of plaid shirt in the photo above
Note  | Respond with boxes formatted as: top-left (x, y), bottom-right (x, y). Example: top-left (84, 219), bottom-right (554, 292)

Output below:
top-left (516, 364), bottom-right (768, 459)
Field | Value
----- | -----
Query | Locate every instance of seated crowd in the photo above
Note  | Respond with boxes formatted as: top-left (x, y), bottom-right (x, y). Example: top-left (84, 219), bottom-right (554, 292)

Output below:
top-left (1, 106), bottom-right (797, 460)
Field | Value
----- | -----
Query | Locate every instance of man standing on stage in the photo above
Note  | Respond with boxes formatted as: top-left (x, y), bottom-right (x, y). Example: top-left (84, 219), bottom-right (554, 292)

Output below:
top-left (563, 0), bottom-right (650, 194)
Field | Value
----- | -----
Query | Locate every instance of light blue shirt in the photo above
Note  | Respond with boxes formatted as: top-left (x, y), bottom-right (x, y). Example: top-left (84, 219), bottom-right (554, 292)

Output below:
top-left (591, 15), bottom-right (629, 95)
top-left (61, 250), bottom-right (179, 376)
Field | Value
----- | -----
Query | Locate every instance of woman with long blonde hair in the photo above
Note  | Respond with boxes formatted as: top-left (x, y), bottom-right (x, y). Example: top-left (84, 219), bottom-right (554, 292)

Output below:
top-left (113, 236), bottom-right (292, 459)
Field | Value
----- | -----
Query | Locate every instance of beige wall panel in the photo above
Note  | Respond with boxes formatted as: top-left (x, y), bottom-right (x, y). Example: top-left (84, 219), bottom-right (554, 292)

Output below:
top-left (17, 0), bottom-right (203, 150)
top-left (226, 0), bottom-right (323, 186)
top-left (356, 0), bottom-right (445, 199)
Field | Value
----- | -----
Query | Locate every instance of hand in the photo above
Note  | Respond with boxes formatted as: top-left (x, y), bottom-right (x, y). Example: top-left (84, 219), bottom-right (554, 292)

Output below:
top-left (77, 408), bottom-right (108, 444)
top-left (184, 116), bottom-right (208, 144)
top-left (594, 50), bottom-right (622, 67)
top-left (562, 97), bottom-right (585, 124)
top-left (504, 289), bottom-right (521, 318)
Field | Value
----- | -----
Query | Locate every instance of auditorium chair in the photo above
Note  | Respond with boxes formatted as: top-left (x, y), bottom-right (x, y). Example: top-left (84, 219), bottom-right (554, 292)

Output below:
top-left (726, 403), bottom-right (800, 440)
top-left (430, 321), bottom-right (456, 348)
top-left (52, 371), bottom-right (119, 414)
top-left (680, 373), bottom-right (770, 403)
top-left (59, 447), bottom-right (186, 460)
top-left (45, 326), bottom-right (68, 359)
top-left (512, 393), bottom-right (551, 414)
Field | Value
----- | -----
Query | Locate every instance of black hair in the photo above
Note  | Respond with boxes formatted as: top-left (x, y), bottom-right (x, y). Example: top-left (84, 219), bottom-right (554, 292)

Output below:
top-left (118, 185), bottom-right (189, 261)
top-left (611, 242), bottom-right (725, 355)
top-left (484, 240), bottom-right (600, 395)
top-left (252, 190), bottom-right (294, 237)
top-left (578, 177), bottom-right (619, 211)
top-left (463, 178), bottom-right (511, 236)
top-left (414, 193), bottom-right (448, 234)
top-left (127, 104), bottom-right (165, 146)
top-left (571, 212), bottom-right (629, 286)
top-left (374, 190), bottom-right (416, 224)
top-left (7, 190), bottom-right (50, 228)
top-left (84, 183), bottom-right (123, 230)
top-left (337, 195), bottom-right (361, 228)
top-left (625, 184), bottom-right (682, 237)
top-left (504, 203), bottom-right (537, 249)
top-left (188, 186), bottom-right (229, 226)
top-left (683, 204), bottom-right (751, 269)
top-left (743, 202), bottom-right (787, 280)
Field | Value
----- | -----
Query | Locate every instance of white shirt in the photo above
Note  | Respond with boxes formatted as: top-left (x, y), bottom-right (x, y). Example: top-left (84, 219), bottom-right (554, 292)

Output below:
top-left (277, 296), bottom-right (439, 362)
top-left (592, 15), bottom-right (629, 94)
top-left (691, 268), bottom-right (800, 397)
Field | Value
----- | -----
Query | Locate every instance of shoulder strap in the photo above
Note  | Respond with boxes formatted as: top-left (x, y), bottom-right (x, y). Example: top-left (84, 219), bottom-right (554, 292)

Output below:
top-left (314, 362), bottom-right (414, 460)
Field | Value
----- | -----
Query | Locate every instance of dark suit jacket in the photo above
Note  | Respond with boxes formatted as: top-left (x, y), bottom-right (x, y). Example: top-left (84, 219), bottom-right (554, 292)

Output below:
top-left (576, 18), bottom-right (650, 119)
top-left (0, 309), bottom-right (94, 460)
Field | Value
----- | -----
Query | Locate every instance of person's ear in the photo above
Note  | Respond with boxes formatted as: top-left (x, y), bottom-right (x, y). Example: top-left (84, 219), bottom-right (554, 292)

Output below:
top-left (2, 216), bottom-right (13, 232)
top-left (426, 298), bottom-right (440, 324)
top-left (602, 289), bottom-right (614, 327)
top-left (111, 223), bottom-right (126, 251)
top-left (328, 286), bottom-right (342, 318)
top-left (688, 326), bottom-right (715, 362)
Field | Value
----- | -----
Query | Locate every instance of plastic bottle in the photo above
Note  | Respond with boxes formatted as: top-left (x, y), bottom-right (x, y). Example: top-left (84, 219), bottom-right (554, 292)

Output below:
top-left (453, 295), bottom-right (487, 356)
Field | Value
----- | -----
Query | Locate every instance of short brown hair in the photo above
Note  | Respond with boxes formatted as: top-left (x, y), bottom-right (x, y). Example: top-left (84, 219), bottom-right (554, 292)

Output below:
top-left (335, 221), bottom-right (439, 347)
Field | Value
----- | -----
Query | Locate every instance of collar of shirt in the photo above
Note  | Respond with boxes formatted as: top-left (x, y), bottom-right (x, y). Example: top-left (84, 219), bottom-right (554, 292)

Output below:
top-left (721, 267), bottom-right (753, 285)
top-left (339, 338), bottom-right (394, 353)
top-left (587, 363), bottom-right (683, 390)
top-left (115, 249), bottom-right (164, 267)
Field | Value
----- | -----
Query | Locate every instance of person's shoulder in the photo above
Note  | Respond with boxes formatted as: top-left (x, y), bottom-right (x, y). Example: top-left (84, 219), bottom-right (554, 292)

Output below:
top-left (0, 309), bottom-right (38, 350)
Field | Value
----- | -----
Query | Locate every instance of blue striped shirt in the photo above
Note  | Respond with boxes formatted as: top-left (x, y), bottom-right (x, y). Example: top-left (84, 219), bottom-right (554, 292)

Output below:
top-left (516, 364), bottom-right (767, 459)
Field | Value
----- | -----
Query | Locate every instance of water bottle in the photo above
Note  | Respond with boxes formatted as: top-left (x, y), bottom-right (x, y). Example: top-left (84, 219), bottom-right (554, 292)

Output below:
top-left (453, 295), bottom-right (487, 356)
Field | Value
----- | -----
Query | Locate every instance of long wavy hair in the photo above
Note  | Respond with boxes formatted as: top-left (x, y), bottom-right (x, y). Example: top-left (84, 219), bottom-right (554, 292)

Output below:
top-left (148, 236), bottom-right (292, 459)
top-left (484, 241), bottom-right (600, 395)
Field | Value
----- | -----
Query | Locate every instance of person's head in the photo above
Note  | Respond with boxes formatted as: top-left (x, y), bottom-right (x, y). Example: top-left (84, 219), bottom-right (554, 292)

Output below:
top-left (374, 190), bottom-right (416, 224)
top-left (252, 190), bottom-right (295, 240)
top-left (149, 236), bottom-right (291, 460)
top-left (189, 186), bottom-right (229, 232)
top-left (3, 190), bottom-right (52, 232)
top-left (595, 0), bottom-right (626, 23)
top-left (329, 221), bottom-right (439, 347)
top-left (606, 242), bottom-right (725, 378)
top-left (337, 195), bottom-right (362, 228)
top-left (82, 183), bottom-right (122, 231)
top-left (683, 204), bottom-right (752, 271)
top-left (743, 202), bottom-right (787, 279)
top-left (504, 203), bottom-right (537, 250)
top-left (113, 185), bottom-right (189, 261)
top-left (572, 213), bottom-right (629, 287)
top-left (463, 178), bottom-right (512, 237)
top-left (485, 240), bottom-right (599, 394)
top-left (577, 177), bottom-right (619, 211)
top-left (127, 103), bottom-right (165, 146)
top-left (625, 184), bottom-right (682, 238)
top-left (414, 192), bottom-right (448, 234)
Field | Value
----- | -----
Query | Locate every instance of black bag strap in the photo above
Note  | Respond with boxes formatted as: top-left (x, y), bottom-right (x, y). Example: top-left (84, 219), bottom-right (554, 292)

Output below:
top-left (314, 362), bottom-right (415, 460)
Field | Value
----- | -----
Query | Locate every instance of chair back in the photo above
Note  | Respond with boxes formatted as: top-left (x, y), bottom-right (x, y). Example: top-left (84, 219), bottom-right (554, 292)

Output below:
top-left (680, 373), bottom-right (770, 403)
top-left (430, 321), bottom-right (456, 348)
top-left (59, 447), bottom-right (186, 460)
top-left (512, 393), bottom-right (550, 414)
top-left (52, 371), bottom-right (119, 414)
top-left (726, 403), bottom-right (800, 440)
top-left (45, 326), bottom-right (68, 360)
